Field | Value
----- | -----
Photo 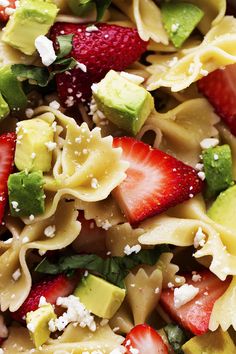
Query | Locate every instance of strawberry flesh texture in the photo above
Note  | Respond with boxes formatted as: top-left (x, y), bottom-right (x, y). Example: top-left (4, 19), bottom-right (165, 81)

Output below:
top-left (0, 0), bottom-right (16, 22)
top-left (124, 324), bottom-right (168, 354)
top-left (198, 64), bottom-right (236, 136)
top-left (50, 23), bottom-right (148, 106)
top-left (12, 274), bottom-right (78, 322)
top-left (112, 137), bottom-right (203, 225)
top-left (160, 270), bottom-right (231, 335)
top-left (0, 132), bottom-right (16, 224)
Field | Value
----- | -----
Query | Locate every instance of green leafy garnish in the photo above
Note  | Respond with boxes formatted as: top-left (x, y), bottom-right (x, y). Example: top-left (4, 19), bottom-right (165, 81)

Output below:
top-left (11, 64), bottom-right (50, 87)
top-left (35, 245), bottom-right (169, 288)
top-left (56, 34), bottom-right (74, 59)
top-left (95, 0), bottom-right (112, 21)
top-left (164, 324), bottom-right (187, 354)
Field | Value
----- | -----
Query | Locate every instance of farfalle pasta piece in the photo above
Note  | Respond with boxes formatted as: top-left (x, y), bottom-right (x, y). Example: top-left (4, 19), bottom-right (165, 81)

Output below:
top-left (106, 223), bottom-right (144, 256)
top-left (0, 199), bottom-right (80, 312)
top-left (157, 253), bottom-right (185, 288)
top-left (137, 99), bottom-right (220, 166)
top-left (147, 16), bottom-right (236, 92)
top-left (109, 301), bottom-right (134, 334)
top-left (125, 267), bottom-right (163, 325)
top-left (113, 0), bottom-right (168, 44)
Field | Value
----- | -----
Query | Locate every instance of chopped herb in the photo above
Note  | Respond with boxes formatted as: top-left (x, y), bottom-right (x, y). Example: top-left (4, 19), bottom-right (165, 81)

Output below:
top-left (95, 0), bottom-right (112, 21)
top-left (164, 324), bottom-right (187, 354)
top-left (35, 245), bottom-right (169, 288)
top-left (56, 34), bottom-right (74, 59)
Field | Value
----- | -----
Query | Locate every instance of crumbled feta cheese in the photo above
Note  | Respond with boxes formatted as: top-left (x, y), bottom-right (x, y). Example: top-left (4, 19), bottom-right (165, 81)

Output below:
top-left (27, 322), bottom-right (36, 333)
top-left (65, 96), bottom-right (75, 107)
top-left (76, 62), bottom-right (87, 73)
top-left (214, 154), bottom-right (219, 161)
top-left (22, 236), bottom-right (29, 244)
top-left (29, 214), bottom-right (35, 221)
top-left (5, 6), bottom-right (15, 15)
top-left (101, 220), bottom-right (112, 230)
top-left (195, 163), bottom-right (204, 171)
top-left (194, 227), bottom-right (206, 248)
top-left (200, 68), bottom-right (209, 76)
top-left (197, 171), bottom-right (205, 181)
top-left (49, 295), bottom-right (96, 332)
top-left (38, 296), bottom-right (47, 307)
top-left (130, 348), bottom-right (139, 354)
top-left (49, 100), bottom-right (60, 110)
top-left (91, 83), bottom-right (99, 94)
top-left (44, 225), bottom-right (56, 238)
top-left (168, 282), bottom-right (174, 288)
top-left (0, 348), bottom-right (4, 354)
top-left (31, 152), bottom-right (36, 159)
top-left (200, 138), bottom-right (219, 150)
top-left (38, 249), bottom-right (46, 256)
top-left (86, 25), bottom-right (99, 32)
top-left (154, 287), bottom-right (160, 294)
top-left (174, 284), bottom-right (199, 308)
top-left (110, 346), bottom-right (126, 354)
top-left (45, 141), bottom-right (57, 151)
top-left (120, 71), bottom-right (144, 85)
top-left (12, 268), bottom-right (21, 281)
top-left (124, 244), bottom-right (141, 255)
top-left (11, 201), bottom-right (20, 212)
top-left (171, 23), bottom-right (179, 32)
top-left (35, 35), bottom-right (56, 67)
top-left (0, 0), bottom-right (9, 7)
top-left (192, 273), bottom-right (202, 282)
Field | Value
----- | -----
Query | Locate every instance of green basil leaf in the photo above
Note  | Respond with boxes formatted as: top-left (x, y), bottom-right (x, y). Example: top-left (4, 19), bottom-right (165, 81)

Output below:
top-left (68, 0), bottom-right (95, 17)
top-left (35, 245), bottom-right (169, 288)
top-left (95, 0), bottom-right (112, 21)
top-left (164, 324), bottom-right (187, 354)
top-left (56, 34), bottom-right (74, 59)
top-left (11, 64), bottom-right (50, 87)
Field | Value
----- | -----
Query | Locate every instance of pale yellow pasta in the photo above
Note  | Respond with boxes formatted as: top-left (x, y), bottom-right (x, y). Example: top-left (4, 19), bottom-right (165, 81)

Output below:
top-left (147, 17), bottom-right (236, 92)
top-left (125, 267), bottom-right (163, 325)
top-left (0, 199), bottom-right (80, 312)
top-left (138, 99), bottom-right (220, 166)
top-left (157, 253), bottom-right (185, 288)
top-left (109, 301), bottom-right (134, 334)
top-left (112, 0), bottom-right (168, 44)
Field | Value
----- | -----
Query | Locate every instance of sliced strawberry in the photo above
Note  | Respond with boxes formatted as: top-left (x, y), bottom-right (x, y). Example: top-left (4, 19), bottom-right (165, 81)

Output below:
top-left (11, 274), bottom-right (78, 322)
top-left (50, 23), bottom-right (148, 107)
top-left (0, 132), bottom-right (16, 224)
top-left (160, 270), bottom-right (231, 335)
top-left (197, 64), bottom-right (236, 136)
top-left (112, 137), bottom-right (203, 225)
top-left (72, 212), bottom-right (107, 256)
top-left (0, 0), bottom-right (16, 22)
top-left (124, 324), bottom-right (168, 354)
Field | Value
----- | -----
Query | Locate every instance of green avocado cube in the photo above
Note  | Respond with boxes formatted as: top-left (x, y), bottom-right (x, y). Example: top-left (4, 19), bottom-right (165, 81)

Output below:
top-left (8, 171), bottom-right (45, 217)
top-left (161, 2), bottom-right (204, 48)
top-left (207, 185), bottom-right (236, 232)
top-left (203, 145), bottom-right (233, 199)
top-left (0, 65), bottom-right (27, 110)
top-left (93, 70), bottom-right (154, 135)
top-left (0, 93), bottom-right (10, 121)
top-left (26, 304), bottom-right (56, 348)
top-left (74, 274), bottom-right (126, 319)
top-left (2, 0), bottom-right (58, 55)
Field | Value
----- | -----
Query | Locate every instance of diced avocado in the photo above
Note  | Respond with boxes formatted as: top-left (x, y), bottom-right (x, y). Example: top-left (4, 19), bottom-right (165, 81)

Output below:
top-left (161, 2), bottom-right (204, 48)
top-left (93, 70), bottom-right (154, 135)
top-left (8, 171), bottom-right (45, 217)
top-left (0, 65), bottom-right (27, 110)
top-left (182, 328), bottom-right (236, 353)
top-left (74, 274), bottom-right (126, 319)
top-left (0, 93), bottom-right (10, 121)
top-left (207, 185), bottom-right (236, 232)
top-left (26, 304), bottom-right (56, 348)
top-left (68, 0), bottom-right (95, 16)
top-left (15, 118), bottom-right (55, 172)
top-left (203, 145), bottom-right (233, 198)
top-left (2, 0), bottom-right (58, 55)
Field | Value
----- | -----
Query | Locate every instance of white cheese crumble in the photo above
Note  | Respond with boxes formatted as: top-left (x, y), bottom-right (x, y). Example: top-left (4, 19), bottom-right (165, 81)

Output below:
top-left (194, 227), bottom-right (206, 248)
top-left (27, 321), bottom-right (36, 333)
top-left (110, 346), bottom-right (126, 354)
top-left (174, 284), bottom-right (199, 308)
top-left (124, 244), bottom-right (141, 255)
top-left (0, 349), bottom-right (4, 354)
top-left (11, 201), bottom-right (20, 212)
top-left (214, 154), bottom-right (219, 161)
top-left (29, 214), bottom-right (35, 221)
top-left (86, 24), bottom-right (99, 32)
top-left (22, 236), bottom-right (29, 244)
top-left (91, 83), bottom-right (99, 94)
top-left (0, 0), bottom-right (9, 7)
top-left (195, 163), bottom-right (204, 171)
top-left (192, 273), bottom-right (202, 282)
top-left (49, 295), bottom-right (96, 332)
top-left (44, 225), bottom-right (56, 238)
top-left (38, 296), bottom-right (48, 307)
top-left (200, 138), bottom-right (219, 150)
top-left (12, 268), bottom-right (21, 281)
top-left (49, 100), bottom-right (60, 110)
top-left (31, 152), bottom-right (36, 159)
top-left (45, 141), bottom-right (57, 151)
top-left (171, 23), bottom-right (180, 32)
top-left (197, 171), bottom-right (205, 181)
top-left (130, 348), bottom-right (139, 354)
top-left (35, 35), bottom-right (57, 67)
top-left (120, 71), bottom-right (144, 85)
top-left (76, 62), bottom-right (87, 73)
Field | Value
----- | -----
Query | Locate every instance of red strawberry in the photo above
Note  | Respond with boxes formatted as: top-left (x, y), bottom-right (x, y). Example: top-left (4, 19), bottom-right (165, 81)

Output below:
top-left (0, 132), bottom-right (16, 224)
top-left (197, 64), bottom-right (236, 136)
top-left (124, 324), bottom-right (168, 354)
top-left (112, 137), bottom-right (203, 225)
top-left (50, 23), bottom-right (148, 107)
top-left (0, 0), bottom-right (16, 22)
top-left (160, 270), bottom-right (231, 335)
top-left (12, 274), bottom-right (78, 322)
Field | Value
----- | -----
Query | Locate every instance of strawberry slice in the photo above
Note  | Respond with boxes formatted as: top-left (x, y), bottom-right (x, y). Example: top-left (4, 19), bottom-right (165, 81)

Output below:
top-left (0, 132), bottom-right (16, 224)
top-left (124, 324), bottom-right (168, 354)
top-left (197, 64), bottom-right (236, 136)
top-left (160, 270), bottom-right (231, 335)
top-left (12, 274), bottom-right (78, 322)
top-left (50, 23), bottom-right (148, 107)
top-left (112, 137), bottom-right (203, 225)
top-left (0, 0), bottom-right (16, 22)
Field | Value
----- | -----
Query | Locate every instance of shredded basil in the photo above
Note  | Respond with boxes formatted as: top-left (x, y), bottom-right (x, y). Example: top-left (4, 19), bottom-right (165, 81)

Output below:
top-left (56, 34), bottom-right (74, 59)
top-left (164, 324), bottom-right (187, 354)
top-left (35, 245), bottom-right (169, 288)
top-left (95, 0), bottom-right (112, 21)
